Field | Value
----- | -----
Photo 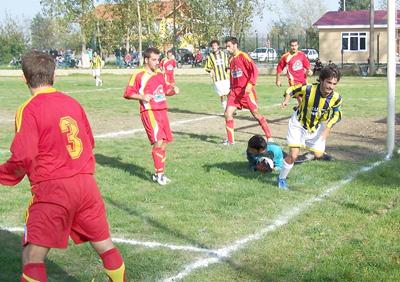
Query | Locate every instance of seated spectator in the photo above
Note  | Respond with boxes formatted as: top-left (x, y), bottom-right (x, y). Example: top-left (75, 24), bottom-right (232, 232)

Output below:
top-left (193, 49), bottom-right (203, 67)
top-left (124, 53), bottom-right (132, 68)
top-left (313, 58), bottom-right (323, 75)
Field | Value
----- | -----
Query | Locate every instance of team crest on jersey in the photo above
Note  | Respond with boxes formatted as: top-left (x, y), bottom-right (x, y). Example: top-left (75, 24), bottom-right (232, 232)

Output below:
top-left (166, 65), bottom-right (174, 71)
top-left (153, 85), bottom-right (166, 102)
top-left (292, 59), bottom-right (304, 71)
top-left (311, 106), bottom-right (326, 117)
top-left (232, 68), bottom-right (243, 78)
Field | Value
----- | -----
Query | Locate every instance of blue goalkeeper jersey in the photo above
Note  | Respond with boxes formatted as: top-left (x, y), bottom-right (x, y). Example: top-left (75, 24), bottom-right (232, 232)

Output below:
top-left (246, 142), bottom-right (284, 171)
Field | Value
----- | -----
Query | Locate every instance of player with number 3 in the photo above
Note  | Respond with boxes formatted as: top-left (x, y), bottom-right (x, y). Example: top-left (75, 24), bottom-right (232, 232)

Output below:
top-left (0, 51), bottom-right (126, 282)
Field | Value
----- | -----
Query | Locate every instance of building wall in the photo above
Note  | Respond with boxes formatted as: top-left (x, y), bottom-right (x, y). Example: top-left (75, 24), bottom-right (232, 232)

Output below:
top-left (318, 28), bottom-right (389, 64)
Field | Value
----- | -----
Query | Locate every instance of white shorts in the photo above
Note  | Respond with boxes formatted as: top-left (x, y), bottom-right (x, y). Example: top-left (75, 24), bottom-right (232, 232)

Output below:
top-left (214, 79), bottom-right (230, 97)
top-left (92, 69), bottom-right (101, 77)
top-left (286, 112), bottom-right (326, 153)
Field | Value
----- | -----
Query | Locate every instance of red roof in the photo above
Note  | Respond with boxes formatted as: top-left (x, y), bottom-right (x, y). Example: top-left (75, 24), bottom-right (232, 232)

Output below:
top-left (314, 10), bottom-right (400, 27)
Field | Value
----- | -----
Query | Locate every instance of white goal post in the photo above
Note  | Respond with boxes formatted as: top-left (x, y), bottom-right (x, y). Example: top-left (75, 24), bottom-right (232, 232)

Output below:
top-left (386, 0), bottom-right (396, 159)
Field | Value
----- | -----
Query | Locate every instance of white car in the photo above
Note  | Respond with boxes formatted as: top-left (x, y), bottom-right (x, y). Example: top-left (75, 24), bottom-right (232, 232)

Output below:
top-left (301, 48), bottom-right (319, 61)
top-left (249, 47), bottom-right (277, 62)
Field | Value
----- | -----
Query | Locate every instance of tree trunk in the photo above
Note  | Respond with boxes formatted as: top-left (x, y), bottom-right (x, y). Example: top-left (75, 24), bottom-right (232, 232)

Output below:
top-left (137, 0), bottom-right (142, 66)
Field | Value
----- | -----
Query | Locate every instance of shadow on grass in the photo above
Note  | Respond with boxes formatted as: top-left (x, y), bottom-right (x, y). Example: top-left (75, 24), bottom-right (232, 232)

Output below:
top-left (95, 153), bottom-right (150, 181)
top-left (173, 131), bottom-right (221, 144)
top-left (104, 196), bottom-right (211, 249)
top-left (0, 230), bottom-right (78, 282)
top-left (203, 161), bottom-right (277, 185)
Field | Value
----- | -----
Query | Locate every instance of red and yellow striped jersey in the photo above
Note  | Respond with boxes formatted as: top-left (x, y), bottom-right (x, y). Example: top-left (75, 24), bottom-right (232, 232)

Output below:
top-left (277, 51), bottom-right (310, 85)
top-left (230, 51), bottom-right (258, 89)
top-left (124, 70), bottom-right (174, 112)
top-left (0, 87), bottom-right (95, 186)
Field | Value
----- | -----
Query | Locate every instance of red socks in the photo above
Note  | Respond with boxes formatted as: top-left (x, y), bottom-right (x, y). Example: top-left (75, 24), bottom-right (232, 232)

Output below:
top-left (152, 147), bottom-right (166, 174)
top-left (225, 119), bottom-right (235, 143)
top-left (100, 248), bottom-right (126, 282)
top-left (257, 116), bottom-right (272, 139)
top-left (21, 263), bottom-right (47, 282)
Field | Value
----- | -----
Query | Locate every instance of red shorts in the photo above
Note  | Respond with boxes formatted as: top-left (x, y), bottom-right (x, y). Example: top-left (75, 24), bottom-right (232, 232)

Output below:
top-left (165, 73), bottom-right (175, 85)
top-left (227, 87), bottom-right (258, 111)
top-left (23, 174), bottom-right (110, 249)
top-left (141, 109), bottom-right (173, 144)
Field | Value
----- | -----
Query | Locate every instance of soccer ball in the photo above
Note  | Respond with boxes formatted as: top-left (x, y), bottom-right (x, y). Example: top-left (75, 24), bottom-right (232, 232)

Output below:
top-left (256, 157), bottom-right (274, 173)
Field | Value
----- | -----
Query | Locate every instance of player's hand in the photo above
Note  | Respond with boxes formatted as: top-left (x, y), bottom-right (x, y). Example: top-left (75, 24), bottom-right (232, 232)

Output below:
top-left (276, 80), bottom-right (281, 87)
top-left (210, 70), bottom-right (215, 79)
top-left (280, 100), bottom-right (289, 110)
top-left (142, 94), bottom-right (153, 102)
top-left (174, 86), bottom-right (180, 94)
top-left (306, 69), bottom-right (313, 76)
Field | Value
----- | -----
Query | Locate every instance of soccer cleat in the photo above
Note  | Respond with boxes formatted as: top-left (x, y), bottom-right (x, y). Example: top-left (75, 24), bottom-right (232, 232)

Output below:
top-left (294, 152), bottom-right (315, 164)
top-left (277, 176), bottom-right (288, 190)
top-left (221, 140), bottom-right (235, 146)
top-left (316, 152), bottom-right (333, 161)
top-left (152, 174), bottom-right (171, 185)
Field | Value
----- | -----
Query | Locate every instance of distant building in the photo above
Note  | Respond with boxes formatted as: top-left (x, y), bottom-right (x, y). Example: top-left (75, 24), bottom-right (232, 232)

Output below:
top-left (313, 10), bottom-right (400, 64)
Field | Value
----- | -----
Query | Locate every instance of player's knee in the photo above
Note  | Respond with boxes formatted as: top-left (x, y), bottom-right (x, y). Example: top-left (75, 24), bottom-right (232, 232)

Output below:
top-left (23, 245), bottom-right (47, 264)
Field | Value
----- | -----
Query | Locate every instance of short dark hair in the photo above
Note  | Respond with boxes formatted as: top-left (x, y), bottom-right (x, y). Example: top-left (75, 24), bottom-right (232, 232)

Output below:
top-left (143, 47), bottom-right (160, 60)
top-left (248, 135), bottom-right (267, 151)
top-left (167, 50), bottom-right (173, 55)
top-left (21, 50), bottom-right (55, 88)
top-left (289, 39), bottom-right (298, 45)
top-left (225, 36), bottom-right (238, 45)
top-left (319, 65), bottom-right (341, 82)
top-left (210, 39), bottom-right (219, 46)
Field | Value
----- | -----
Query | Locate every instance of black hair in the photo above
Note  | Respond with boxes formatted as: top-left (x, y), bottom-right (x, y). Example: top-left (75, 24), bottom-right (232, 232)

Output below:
top-left (319, 64), bottom-right (341, 82)
top-left (289, 39), bottom-right (298, 44)
top-left (248, 135), bottom-right (267, 151)
top-left (225, 36), bottom-right (238, 45)
top-left (210, 39), bottom-right (220, 46)
top-left (22, 50), bottom-right (55, 88)
top-left (143, 47), bottom-right (160, 60)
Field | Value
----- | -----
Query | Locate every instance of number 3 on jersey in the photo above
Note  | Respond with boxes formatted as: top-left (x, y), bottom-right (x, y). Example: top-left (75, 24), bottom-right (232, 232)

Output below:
top-left (59, 116), bottom-right (83, 159)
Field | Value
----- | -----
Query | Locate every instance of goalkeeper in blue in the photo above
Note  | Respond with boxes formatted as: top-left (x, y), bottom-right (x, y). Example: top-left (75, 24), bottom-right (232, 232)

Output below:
top-left (247, 135), bottom-right (284, 173)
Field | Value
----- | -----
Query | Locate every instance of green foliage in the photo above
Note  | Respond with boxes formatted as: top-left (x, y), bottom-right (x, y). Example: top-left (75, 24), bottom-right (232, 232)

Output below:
top-left (0, 15), bottom-right (28, 64)
top-left (338, 0), bottom-right (370, 11)
top-left (30, 13), bottom-right (57, 50)
top-left (40, 0), bottom-right (97, 51)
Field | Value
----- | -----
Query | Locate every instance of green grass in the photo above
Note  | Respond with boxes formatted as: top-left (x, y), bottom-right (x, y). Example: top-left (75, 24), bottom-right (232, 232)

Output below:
top-left (0, 74), bottom-right (399, 281)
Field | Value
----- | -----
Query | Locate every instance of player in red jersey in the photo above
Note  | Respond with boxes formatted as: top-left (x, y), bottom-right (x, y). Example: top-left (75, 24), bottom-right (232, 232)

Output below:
top-left (0, 51), bottom-right (125, 282)
top-left (276, 39), bottom-right (312, 88)
top-left (160, 50), bottom-right (177, 86)
top-left (124, 47), bottom-right (178, 185)
top-left (223, 37), bottom-right (273, 145)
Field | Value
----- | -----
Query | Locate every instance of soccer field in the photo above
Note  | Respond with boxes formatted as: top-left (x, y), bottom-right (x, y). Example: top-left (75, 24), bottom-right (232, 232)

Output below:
top-left (0, 74), bottom-right (399, 281)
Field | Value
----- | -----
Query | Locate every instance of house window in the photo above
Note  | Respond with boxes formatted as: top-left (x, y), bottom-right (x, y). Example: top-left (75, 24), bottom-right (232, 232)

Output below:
top-left (342, 32), bottom-right (367, 51)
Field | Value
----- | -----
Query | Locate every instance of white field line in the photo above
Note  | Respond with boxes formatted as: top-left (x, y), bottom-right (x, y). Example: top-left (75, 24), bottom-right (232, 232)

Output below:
top-left (67, 87), bottom-right (123, 94)
top-left (0, 226), bottom-right (216, 254)
top-left (94, 103), bottom-right (282, 139)
top-left (94, 116), bottom-right (220, 139)
top-left (163, 160), bottom-right (384, 282)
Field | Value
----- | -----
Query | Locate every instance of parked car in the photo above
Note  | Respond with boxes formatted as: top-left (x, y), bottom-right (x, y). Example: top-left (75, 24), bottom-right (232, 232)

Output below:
top-left (249, 47), bottom-right (277, 62)
top-left (301, 48), bottom-right (319, 61)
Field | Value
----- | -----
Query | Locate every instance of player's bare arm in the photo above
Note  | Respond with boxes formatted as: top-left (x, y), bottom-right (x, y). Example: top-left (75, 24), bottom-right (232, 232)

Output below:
top-left (281, 87), bottom-right (292, 110)
top-left (275, 72), bottom-right (281, 87)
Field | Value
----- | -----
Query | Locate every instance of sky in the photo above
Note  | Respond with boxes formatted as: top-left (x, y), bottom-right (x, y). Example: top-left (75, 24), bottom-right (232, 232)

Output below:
top-left (1, 0), bottom-right (339, 31)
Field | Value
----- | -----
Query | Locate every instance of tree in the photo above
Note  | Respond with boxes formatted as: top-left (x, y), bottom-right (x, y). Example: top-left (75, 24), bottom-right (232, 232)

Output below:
top-left (0, 14), bottom-right (28, 64)
top-left (30, 13), bottom-right (57, 50)
top-left (40, 0), bottom-right (96, 53)
top-left (338, 0), bottom-right (370, 11)
top-left (377, 0), bottom-right (400, 9)
top-left (223, 0), bottom-right (266, 44)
